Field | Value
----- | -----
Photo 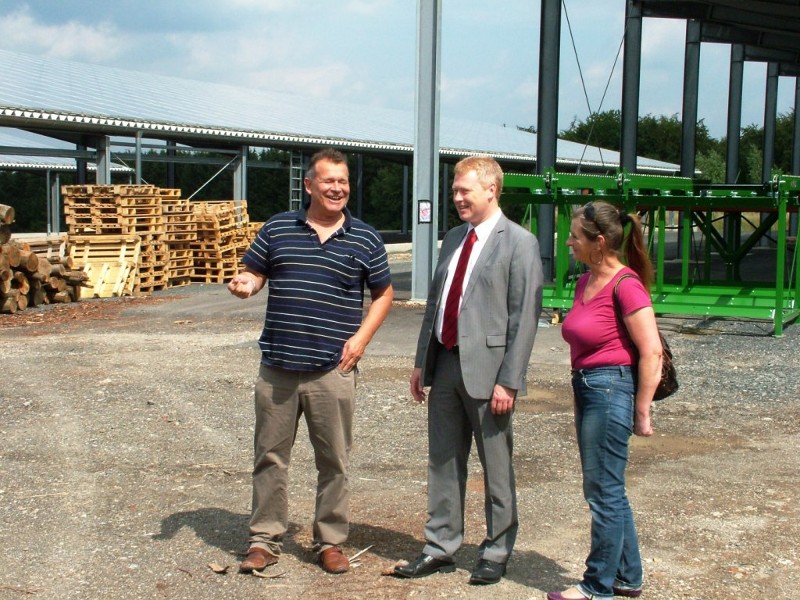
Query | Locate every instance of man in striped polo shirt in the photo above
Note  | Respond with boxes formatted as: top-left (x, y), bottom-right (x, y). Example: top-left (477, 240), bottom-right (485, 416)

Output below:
top-left (228, 148), bottom-right (393, 575)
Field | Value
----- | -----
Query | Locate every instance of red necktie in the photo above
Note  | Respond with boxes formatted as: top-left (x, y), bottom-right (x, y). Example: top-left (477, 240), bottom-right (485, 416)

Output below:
top-left (441, 228), bottom-right (477, 349)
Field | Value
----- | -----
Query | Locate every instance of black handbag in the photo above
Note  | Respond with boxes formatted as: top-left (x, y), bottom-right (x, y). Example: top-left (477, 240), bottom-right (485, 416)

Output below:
top-left (613, 274), bottom-right (678, 401)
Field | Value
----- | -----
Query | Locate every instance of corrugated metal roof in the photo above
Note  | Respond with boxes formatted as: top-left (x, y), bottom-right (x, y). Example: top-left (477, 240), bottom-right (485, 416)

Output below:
top-left (0, 128), bottom-right (132, 172)
top-left (0, 48), bottom-right (678, 173)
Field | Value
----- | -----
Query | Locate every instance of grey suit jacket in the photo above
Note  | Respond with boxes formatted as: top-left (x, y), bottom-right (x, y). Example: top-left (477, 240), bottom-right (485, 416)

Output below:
top-left (415, 213), bottom-right (544, 399)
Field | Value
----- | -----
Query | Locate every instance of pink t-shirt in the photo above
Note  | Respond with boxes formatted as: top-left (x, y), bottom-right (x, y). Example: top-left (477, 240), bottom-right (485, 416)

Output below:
top-left (561, 268), bottom-right (652, 369)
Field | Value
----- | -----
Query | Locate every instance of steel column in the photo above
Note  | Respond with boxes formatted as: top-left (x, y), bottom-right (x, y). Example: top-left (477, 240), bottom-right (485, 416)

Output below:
top-left (95, 136), bottom-right (111, 184)
top-left (233, 145), bottom-right (248, 205)
top-left (411, 0), bottom-right (442, 301)
top-left (356, 153), bottom-right (364, 219)
top-left (536, 0), bottom-right (561, 281)
top-left (726, 45), bottom-right (744, 184)
top-left (402, 163), bottom-right (409, 235)
top-left (761, 63), bottom-right (779, 247)
top-left (620, 0), bottom-right (643, 172)
top-left (791, 77), bottom-right (800, 235)
top-left (681, 20), bottom-right (701, 178)
top-left (135, 131), bottom-right (143, 184)
top-left (724, 44), bottom-right (745, 261)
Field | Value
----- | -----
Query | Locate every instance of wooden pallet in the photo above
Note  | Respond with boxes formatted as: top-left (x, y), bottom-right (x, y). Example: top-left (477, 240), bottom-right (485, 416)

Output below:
top-left (69, 234), bottom-right (140, 297)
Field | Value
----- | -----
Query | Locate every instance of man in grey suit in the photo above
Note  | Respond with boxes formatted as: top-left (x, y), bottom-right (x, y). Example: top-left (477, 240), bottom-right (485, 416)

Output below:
top-left (394, 155), bottom-right (543, 585)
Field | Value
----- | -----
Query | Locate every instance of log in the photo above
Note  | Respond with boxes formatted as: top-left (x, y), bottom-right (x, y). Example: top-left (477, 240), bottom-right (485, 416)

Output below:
top-left (0, 225), bottom-right (10, 244)
top-left (0, 204), bottom-right (14, 225)
top-left (0, 252), bottom-right (8, 272)
top-left (60, 256), bottom-right (75, 269)
top-left (1, 288), bottom-right (19, 314)
top-left (29, 279), bottom-right (44, 306)
top-left (64, 270), bottom-right (91, 287)
top-left (1, 294), bottom-right (17, 314)
top-left (50, 263), bottom-right (66, 277)
top-left (0, 277), bottom-right (10, 295)
top-left (50, 290), bottom-right (71, 303)
top-left (37, 256), bottom-right (52, 280)
top-left (12, 271), bottom-right (30, 295)
top-left (45, 276), bottom-right (67, 292)
top-left (1, 243), bottom-right (20, 267)
top-left (17, 250), bottom-right (40, 273)
top-left (16, 292), bottom-right (28, 311)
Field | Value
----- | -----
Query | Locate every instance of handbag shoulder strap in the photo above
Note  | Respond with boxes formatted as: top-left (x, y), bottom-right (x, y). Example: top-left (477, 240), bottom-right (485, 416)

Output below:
top-left (611, 272), bottom-right (638, 322)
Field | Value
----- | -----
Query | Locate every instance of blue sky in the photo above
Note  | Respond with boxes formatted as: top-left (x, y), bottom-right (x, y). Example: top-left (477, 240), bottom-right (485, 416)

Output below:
top-left (0, 0), bottom-right (795, 140)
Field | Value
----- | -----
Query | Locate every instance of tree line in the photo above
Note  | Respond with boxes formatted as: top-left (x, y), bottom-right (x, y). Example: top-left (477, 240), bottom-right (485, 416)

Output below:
top-left (2, 109), bottom-right (796, 232)
top-left (555, 108), bottom-right (797, 184)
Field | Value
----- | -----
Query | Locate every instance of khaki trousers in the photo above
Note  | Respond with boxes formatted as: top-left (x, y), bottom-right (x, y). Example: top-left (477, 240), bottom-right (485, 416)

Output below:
top-left (248, 364), bottom-right (356, 555)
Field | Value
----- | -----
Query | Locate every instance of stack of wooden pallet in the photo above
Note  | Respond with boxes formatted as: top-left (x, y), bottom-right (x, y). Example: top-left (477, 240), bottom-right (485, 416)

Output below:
top-left (62, 184), bottom-right (204, 295)
top-left (63, 184), bottom-right (165, 294)
top-left (10, 189), bottom-right (256, 300)
top-left (190, 201), bottom-right (252, 284)
top-left (161, 190), bottom-right (196, 287)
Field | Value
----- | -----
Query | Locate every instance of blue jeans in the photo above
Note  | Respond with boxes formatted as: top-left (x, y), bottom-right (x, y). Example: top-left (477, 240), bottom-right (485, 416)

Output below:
top-left (572, 366), bottom-right (642, 599)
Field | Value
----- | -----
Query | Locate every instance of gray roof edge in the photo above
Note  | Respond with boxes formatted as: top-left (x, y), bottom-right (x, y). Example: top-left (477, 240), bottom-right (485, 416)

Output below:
top-left (0, 105), bottom-right (678, 173)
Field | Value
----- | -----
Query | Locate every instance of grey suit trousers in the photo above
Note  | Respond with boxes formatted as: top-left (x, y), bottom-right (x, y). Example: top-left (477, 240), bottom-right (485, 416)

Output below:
top-left (422, 346), bottom-right (517, 563)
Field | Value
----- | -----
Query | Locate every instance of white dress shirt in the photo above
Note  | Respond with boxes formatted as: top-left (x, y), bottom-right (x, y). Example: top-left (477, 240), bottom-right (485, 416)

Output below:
top-left (435, 210), bottom-right (503, 343)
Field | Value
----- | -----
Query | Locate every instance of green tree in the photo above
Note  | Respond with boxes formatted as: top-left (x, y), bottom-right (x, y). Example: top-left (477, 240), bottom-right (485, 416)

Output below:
top-left (560, 109), bottom-right (622, 152)
top-left (695, 149), bottom-right (726, 183)
top-left (559, 110), bottom-right (724, 168)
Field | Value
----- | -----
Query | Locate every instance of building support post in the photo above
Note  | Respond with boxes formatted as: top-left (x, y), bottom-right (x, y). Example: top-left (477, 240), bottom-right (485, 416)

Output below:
top-left (620, 0), bottom-right (643, 173)
top-left (536, 0), bottom-right (561, 282)
top-left (411, 0), bottom-right (442, 301)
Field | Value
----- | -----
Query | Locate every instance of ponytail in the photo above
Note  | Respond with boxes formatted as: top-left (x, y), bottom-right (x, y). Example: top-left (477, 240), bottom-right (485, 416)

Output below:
top-left (621, 212), bottom-right (653, 291)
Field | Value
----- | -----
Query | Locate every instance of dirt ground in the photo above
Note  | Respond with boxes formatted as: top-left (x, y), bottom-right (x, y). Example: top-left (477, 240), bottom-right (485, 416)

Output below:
top-left (1, 271), bottom-right (799, 599)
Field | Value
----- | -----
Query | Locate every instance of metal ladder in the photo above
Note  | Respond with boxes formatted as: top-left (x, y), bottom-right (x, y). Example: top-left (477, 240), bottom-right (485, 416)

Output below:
top-left (289, 151), bottom-right (304, 211)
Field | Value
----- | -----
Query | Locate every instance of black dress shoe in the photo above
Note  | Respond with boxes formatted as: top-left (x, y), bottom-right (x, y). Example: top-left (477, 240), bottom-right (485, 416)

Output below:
top-left (393, 553), bottom-right (456, 578)
top-left (468, 558), bottom-right (506, 585)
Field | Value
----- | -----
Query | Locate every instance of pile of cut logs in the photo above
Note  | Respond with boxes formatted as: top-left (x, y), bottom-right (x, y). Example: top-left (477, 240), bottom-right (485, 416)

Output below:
top-left (0, 204), bottom-right (89, 314)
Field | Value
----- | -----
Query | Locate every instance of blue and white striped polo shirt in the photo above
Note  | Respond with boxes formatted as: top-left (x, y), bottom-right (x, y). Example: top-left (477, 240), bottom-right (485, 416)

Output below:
top-left (242, 207), bottom-right (392, 372)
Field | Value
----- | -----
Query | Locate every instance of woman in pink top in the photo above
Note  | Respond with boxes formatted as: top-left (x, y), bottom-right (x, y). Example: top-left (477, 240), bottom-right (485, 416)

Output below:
top-left (547, 201), bottom-right (662, 600)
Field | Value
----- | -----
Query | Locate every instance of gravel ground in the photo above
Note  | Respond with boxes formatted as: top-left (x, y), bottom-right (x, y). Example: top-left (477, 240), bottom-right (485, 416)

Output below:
top-left (1, 258), bottom-right (799, 600)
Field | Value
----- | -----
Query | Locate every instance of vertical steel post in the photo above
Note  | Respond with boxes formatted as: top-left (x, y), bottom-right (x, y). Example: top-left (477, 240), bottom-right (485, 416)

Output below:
top-left (763, 63), bottom-right (779, 183)
top-left (680, 20), bottom-right (701, 263)
top-left (620, 0), bottom-right (643, 173)
top-left (167, 140), bottom-right (177, 189)
top-left (441, 162), bottom-right (449, 232)
top-left (95, 136), bottom-right (111, 184)
top-left (725, 45), bottom-right (744, 183)
top-left (76, 137), bottom-right (88, 185)
top-left (135, 131), bottom-right (143, 184)
top-left (681, 21), bottom-right (700, 178)
top-left (791, 78), bottom-right (800, 236)
top-left (402, 163), bottom-right (409, 235)
top-left (724, 44), bottom-right (745, 267)
top-left (356, 153), bottom-right (364, 219)
top-left (411, 0), bottom-right (442, 301)
top-left (52, 173), bottom-right (61, 235)
top-left (233, 145), bottom-right (248, 209)
top-left (761, 62), bottom-right (779, 247)
top-left (536, 0), bottom-right (561, 282)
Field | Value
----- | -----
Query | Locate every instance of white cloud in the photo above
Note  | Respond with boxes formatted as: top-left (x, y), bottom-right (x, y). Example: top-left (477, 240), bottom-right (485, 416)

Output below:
top-left (0, 6), bottom-right (127, 61)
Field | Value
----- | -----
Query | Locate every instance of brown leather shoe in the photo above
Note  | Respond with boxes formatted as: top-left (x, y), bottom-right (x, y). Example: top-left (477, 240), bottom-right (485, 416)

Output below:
top-left (319, 545), bottom-right (350, 574)
top-left (239, 547), bottom-right (278, 573)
